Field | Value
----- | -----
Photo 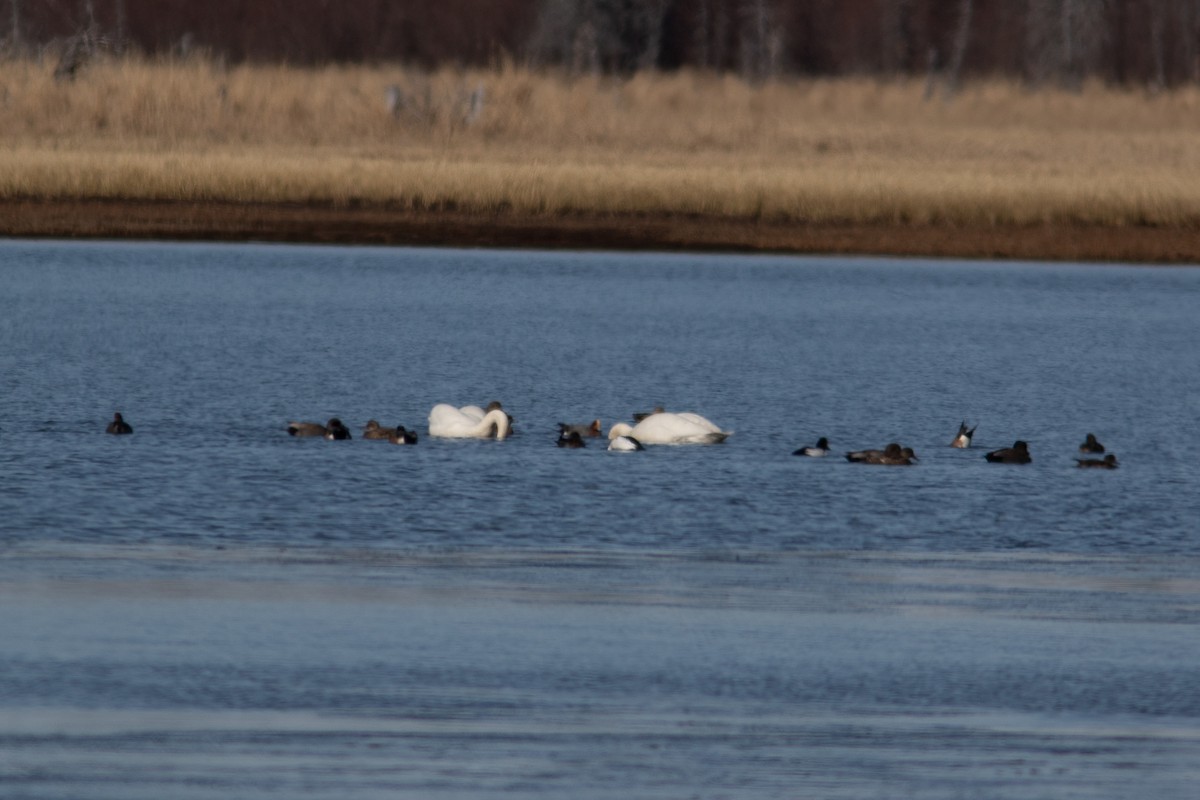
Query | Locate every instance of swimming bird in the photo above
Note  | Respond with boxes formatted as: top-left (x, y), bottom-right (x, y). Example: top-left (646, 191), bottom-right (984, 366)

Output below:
top-left (362, 420), bottom-right (395, 440)
top-left (846, 443), bottom-right (917, 465)
top-left (607, 412), bottom-right (730, 445)
top-left (324, 419), bottom-right (352, 440)
top-left (1077, 454), bottom-right (1118, 469)
top-left (985, 440), bottom-right (1031, 463)
top-left (608, 435), bottom-right (645, 451)
top-left (557, 420), bottom-right (603, 438)
top-left (106, 412), bottom-right (133, 435)
top-left (428, 404), bottom-right (512, 440)
top-left (1079, 433), bottom-right (1105, 454)
top-left (286, 418), bottom-right (351, 439)
top-left (557, 430), bottom-right (586, 448)
top-left (793, 437), bottom-right (831, 457)
top-left (388, 425), bottom-right (418, 445)
top-left (951, 421), bottom-right (977, 448)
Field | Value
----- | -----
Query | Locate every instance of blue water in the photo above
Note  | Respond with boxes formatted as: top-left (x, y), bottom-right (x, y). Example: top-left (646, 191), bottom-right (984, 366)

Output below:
top-left (1, 240), bottom-right (1198, 799)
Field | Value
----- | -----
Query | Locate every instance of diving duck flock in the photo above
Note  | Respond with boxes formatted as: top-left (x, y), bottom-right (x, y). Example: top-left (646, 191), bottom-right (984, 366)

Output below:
top-left (105, 407), bottom-right (1118, 468)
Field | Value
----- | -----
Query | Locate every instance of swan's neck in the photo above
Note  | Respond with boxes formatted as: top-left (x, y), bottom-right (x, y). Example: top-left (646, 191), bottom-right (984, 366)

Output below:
top-left (482, 408), bottom-right (510, 440)
top-left (608, 422), bottom-right (634, 440)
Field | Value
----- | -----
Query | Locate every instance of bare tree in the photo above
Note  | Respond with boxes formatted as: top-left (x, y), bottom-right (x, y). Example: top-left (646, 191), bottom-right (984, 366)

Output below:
top-left (942, 0), bottom-right (974, 97)
top-left (879, 0), bottom-right (914, 77)
top-left (1025, 0), bottom-right (1109, 90)
top-left (739, 0), bottom-right (780, 83)
top-left (10, 0), bottom-right (21, 55)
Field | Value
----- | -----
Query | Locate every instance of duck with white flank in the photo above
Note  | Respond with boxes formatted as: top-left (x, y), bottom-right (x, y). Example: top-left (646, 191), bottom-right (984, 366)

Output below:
top-left (793, 437), bottom-right (831, 457)
top-left (388, 425), bottom-right (418, 445)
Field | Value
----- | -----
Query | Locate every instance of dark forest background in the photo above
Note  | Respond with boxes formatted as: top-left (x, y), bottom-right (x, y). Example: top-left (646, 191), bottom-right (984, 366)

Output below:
top-left (6, 0), bottom-right (1200, 87)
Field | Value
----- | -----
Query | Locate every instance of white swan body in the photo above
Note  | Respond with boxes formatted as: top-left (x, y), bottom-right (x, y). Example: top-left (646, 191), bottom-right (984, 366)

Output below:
top-left (608, 412), bottom-right (730, 445)
top-left (428, 404), bottom-right (511, 440)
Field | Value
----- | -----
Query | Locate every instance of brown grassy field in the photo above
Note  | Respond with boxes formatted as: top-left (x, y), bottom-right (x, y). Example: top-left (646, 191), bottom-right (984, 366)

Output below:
top-left (2, 58), bottom-right (1199, 260)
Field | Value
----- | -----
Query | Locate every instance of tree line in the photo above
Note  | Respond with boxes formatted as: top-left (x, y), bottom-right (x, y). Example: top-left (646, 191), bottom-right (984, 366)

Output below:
top-left (6, 0), bottom-right (1200, 87)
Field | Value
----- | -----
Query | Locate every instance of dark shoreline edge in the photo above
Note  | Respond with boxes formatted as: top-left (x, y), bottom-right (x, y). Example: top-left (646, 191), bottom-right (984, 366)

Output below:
top-left (3, 198), bottom-right (1198, 264)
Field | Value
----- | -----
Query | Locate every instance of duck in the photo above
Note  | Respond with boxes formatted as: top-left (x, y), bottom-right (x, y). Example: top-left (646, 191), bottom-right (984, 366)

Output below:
top-left (324, 419), bottom-right (352, 440)
top-left (608, 435), bottom-right (645, 451)
top-left (985, 440), bottom-right (1031, 463)
top-left (1079, 433), bottom-right (1105, 454)
top-left (792, 437), bottom-right (830, 457)
top-left (106, 412), bottom-right (133, 435)
top-left (1077, 453), bottom-right (1118, 469)
top-left (845, 443), bottom-right (917, 465)
top-left (388, 425), bottom-right (418, 445)
top-left (287, 418), bottom-right (350, 439)
top-left (428, 403), bottom-right (511, 440)
top-left (362, 420), bottom-right (395, 440)
top-left (607, 412), bottom-right (730, 445)
top-left (951, 421), bottom-right (977, 448)
top-left (557, 420), bottom-right (603, 438)
top-left (556, 430), bottom-right (586, 448)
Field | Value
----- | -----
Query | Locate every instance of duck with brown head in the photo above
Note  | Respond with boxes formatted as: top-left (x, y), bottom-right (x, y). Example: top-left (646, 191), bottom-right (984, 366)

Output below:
top-left (362, 420), bottom-right (394, 440)
top-left (1077, 453), bottom-right (1118, 469)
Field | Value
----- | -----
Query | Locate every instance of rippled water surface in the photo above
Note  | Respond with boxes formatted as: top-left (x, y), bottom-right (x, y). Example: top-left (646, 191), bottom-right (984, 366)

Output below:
top-left (2, 240), bottom-right (1198, 799)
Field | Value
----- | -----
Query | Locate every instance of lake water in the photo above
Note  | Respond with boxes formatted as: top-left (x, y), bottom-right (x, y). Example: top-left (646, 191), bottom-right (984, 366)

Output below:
top-left (1, 240), bottom-right (1198, 799)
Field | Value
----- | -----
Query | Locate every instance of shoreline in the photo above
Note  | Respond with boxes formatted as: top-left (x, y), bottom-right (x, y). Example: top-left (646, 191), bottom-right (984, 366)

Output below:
top-left (2, 198), bottom-right (1197, 263)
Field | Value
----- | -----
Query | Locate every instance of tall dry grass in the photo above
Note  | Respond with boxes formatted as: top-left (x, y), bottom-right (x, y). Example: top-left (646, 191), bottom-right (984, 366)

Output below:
top-left (2, 57), bottom-right (1199, 226)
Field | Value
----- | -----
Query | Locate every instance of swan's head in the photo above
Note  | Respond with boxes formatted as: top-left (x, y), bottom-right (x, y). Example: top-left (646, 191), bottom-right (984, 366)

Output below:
top-left (608, 422), bottom-right (635, 440)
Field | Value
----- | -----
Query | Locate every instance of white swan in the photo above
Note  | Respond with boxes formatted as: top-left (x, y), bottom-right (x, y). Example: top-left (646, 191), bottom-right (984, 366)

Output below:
top-left (428, 404), bottom-right (511, 440)
top-left (607, 412), bottom-right (730, 445)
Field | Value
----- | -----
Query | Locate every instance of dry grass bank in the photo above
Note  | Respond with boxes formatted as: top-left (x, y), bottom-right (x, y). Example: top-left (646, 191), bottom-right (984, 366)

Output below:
top-left (2, 58), bottom-right (1199, 256)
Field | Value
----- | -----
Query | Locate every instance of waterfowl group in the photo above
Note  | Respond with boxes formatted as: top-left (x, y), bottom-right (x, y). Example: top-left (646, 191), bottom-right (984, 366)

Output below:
top-left (110, 408), bottom-right (1118, 469)
top-left (792, 423), bottom-right (1117, 468)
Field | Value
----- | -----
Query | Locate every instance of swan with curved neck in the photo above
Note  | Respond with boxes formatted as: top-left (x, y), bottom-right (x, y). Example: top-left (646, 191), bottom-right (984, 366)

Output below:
top-left (607, 412), bottom-right (730, 445)
top-left (428, 404), bottom-right (512, 440)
